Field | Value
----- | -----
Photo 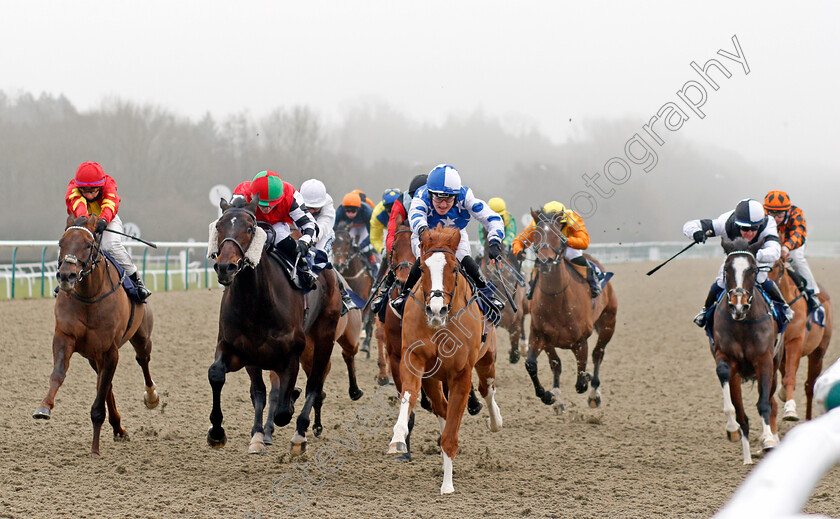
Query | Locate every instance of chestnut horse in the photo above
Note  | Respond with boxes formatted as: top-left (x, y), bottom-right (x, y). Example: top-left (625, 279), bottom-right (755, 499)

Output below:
top-left (526, 209), bottom-right (617, 412)
top-left (388, 226), bottom-right (502, 494)
top-left (208, 196), bottom-right (340, 455)
top-left (263, 275), bottom-right (364, 446)
top-left (769, 258), bottom-right (833, 421)
top-left (34, 215), bottom-right (158, 457)
top-left (332, 224), bottom-right (376, 356)
top-left (713, 238), bottom-right (782, 464)
top-left (480, 233), bottom-right (527, 363)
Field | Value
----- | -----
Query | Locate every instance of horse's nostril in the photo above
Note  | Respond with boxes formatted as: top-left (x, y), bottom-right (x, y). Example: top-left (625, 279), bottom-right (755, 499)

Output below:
top-left (213, 263), bottom-right (221, 274)
top-left (225, 263), bottom-right (237, 275)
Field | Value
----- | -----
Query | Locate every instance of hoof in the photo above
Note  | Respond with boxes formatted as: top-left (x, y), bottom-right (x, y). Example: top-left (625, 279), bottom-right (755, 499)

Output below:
top-left (360, 343), bottom-right (370, 354)
top-left (113, 431), bottom-right (130, 442)
top-left (313, 425), bottom-right (323, 438)
top-left (540, 392), bottom-right (556, 406)
top-left (263, 434), bottom-right (273, 446)
top-left (290, 441), bottom-right (306, 456)
top-left (783, 400), bottom-right (799, 421)
top-left (395, 452), bottom-right (412, 462)
top-left (440, 483), bottom-right (455, 495)
top-left (291, 387), bottom-right (302, 402)
top-left (388, 441), bottom-right (407, 454)
top-left (91, 450), bottom-right (101, 458)
top-left (486, 417), bottom-right (503, 432)
top-left (144, 392), bottom-right (160, 409)
top-left (588, 395), bottom-right (602, 408)
top-left (207, 427), bottom-right (227, 448)
top-left (376, 376), bottom-right (390, 387)
top-left (509, 349), bottom-right (520, 364)
top-left (33, 407), bottom-right (51, 420)
top-left (467, 401), bottom-right (482, 416)
top-left (349, 388), bottom-right (364, 401)
top-left (726, 429), bottom-right (740, 442)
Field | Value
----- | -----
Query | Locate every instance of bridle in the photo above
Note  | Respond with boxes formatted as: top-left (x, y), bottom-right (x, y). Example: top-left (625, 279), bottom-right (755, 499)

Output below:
top-left (58, 225), bottom-right (102, 284)
top-left (420, 247), bottom-right (460, 313)
top-left (723, 249), bottom-right (762, 321)
top-left (212, 207), bottom-right (258, 276)
top-left (533, 220), bottom-right (571, 296)
top-left (333, 229), bottom-right (369, 279)
top-left (390, 229), bottom-right (415, 274)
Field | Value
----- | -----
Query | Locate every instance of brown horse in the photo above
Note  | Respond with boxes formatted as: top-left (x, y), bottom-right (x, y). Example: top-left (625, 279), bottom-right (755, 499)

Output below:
top-left (208, 196), bottom-right (341, 455)
top-left (480, 233), bottom-right (527, 363)
top-left (769, 259), bottom-right (833, 421)
top-left (525, 209), bottom-right (617, 412)
top-left (332, 224), bottom-right (377, 356)
top-left (34, 215), bottom-right (158, 457)
top-left (388, 226), bottom-right (502, 494)
top-left (262, 272), bottom-right (364, 447)
top-left (713, 238), bottom-right (781, 464)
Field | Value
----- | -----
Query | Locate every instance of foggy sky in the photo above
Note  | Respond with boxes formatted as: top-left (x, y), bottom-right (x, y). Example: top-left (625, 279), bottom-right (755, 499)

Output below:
top-left (2, 1), bottom-right (839, 172)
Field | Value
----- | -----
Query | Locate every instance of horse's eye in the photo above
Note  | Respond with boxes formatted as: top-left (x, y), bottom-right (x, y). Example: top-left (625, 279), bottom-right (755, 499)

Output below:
top-left (248, 226), bottom-right (255, 234)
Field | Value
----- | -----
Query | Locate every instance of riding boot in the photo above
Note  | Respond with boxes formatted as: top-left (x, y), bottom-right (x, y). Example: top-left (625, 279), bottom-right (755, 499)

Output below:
top-left (462, 256), bottom-right (505, 313)
top-left (297, 259), bottom-right (318, 289)
top-left (129, 272), bottom-right (151, 301)
top-left (570, 257), bottom-right (599, 298)
top-left (761, 279), bottom-right (795, 322)
top-left (337, 283), bottom-right (354, 316)
top-left (694, 282), bottom-right (724, 328)
top-left (527, 269), bottom-right (538, 300)
top-left (370, 269), bottom-right (396, 314)
top-left (805, 290), bottom-right (822, 315)
top-left (389, 258), bottom-right (422, 317)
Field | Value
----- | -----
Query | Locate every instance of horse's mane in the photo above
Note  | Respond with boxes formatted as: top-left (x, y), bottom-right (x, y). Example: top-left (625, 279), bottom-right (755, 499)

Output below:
top-left (428, 225), bottom-right (461, 248)
top-left (722, 236), bottom-right (763, 256)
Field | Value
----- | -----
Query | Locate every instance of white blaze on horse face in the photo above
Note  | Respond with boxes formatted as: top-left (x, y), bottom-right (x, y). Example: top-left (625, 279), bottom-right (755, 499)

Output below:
top-left (425, 252), bottom-right (448, 316)
top-left (732, 256), bottom-right (749, 289)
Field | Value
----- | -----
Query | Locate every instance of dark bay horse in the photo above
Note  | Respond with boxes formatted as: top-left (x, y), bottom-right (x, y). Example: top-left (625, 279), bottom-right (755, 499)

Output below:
top-left (769, 258), bottom-right (833, 421)
top-left (34, 215), bottom-right (158, 457)
top-left (526, 209), bottom-right (617, 412)
top-left (480, 234), bottom-right (526, 363)
top-left (713, 238), bottom-right (781, 464)
top-left (262, 274), bottom-right (364, 447)
top-left (388, 226), bottom-right (502, 494)
top-left (332, 224), bottom-right (376, 356)
top-left (208, 197), bottom-right (341, 455)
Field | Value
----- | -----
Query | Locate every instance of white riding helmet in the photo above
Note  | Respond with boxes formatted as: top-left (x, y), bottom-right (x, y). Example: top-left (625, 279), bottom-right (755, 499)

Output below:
top-left (300, 179), bottom-right (329, 208)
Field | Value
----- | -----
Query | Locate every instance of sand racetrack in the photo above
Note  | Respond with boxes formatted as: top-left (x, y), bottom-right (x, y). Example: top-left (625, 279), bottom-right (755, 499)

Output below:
top-left (1, 257), bottom-right (838, 519)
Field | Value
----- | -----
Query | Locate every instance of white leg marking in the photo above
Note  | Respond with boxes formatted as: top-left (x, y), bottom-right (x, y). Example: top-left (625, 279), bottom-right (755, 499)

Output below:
top-left (388, 391), bottom-right (411, 453)
top-left (783, 399), bottom-right (798, 419)
top-left (722, 382), bottom-right (739, 433)
top-left (760, 422), bottom-right (778, 450)
top-left (483, 380), bottom-right (503, 432)
top-left (441, 451), bottom-right (455, 494)
top-left (248, 432), bottom-right (266, 454)
top-left (741, 432), bottom-right (753, 465)
top-left (437, 415), bottom-right (446, 434)
top-left (290, 431), bottom-right (306, 445)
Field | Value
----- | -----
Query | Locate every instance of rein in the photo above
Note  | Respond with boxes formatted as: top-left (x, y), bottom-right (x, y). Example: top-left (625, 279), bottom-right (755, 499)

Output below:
top-left (59, 225), bottom-right (123, 303)
top-left (213, 208), bottom-right (259, 276)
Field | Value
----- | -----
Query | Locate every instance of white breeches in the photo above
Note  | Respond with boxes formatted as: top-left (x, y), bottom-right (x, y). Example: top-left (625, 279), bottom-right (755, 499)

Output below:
top-left (100, 215), bottom-right (137, 276)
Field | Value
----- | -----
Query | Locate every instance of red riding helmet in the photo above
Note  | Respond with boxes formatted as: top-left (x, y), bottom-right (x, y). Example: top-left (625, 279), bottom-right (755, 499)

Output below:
top-left (75, 162), bottom-right (106, 187)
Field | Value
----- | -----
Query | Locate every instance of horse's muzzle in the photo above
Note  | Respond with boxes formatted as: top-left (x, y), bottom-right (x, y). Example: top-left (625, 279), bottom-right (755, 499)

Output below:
top-left (425, 303), bottom-right (450, 328)
top-left (56, 270), bottom-right (77, 292)
top-left (213, 261), bottom-right (239, 286)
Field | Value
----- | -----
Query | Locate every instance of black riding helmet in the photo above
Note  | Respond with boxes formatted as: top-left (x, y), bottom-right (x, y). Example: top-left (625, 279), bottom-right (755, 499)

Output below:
top-left (407, 174), bottom-right (428, 198)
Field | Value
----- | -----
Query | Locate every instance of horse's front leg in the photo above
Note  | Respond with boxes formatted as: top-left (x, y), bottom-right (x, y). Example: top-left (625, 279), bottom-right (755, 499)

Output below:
top-left (389, 348), bottom-right (425, 455)
top-left (246, 366), bottom-right (267, 454)
top-left (338, 333), bottom-right (364, 401)
top-left (91, 347), bottom-right (119, 457)
top-left (474, 347), bottom-right (503, 432)
top-left (439, 370), bottom-right (472, 495)
top-left (572, 337), bottom-right (591, 395)
top-left (33, 335), bottom-right (74, 419)
top-left (525, 336), bottom-right (554, 405)
top-left (292, 334), bottom-right (334, 455)
top-left (362, 312), bottom-right (375, 357)
top-left (728, 369), bottom-right (753, 465)
top-left (207, 352), bottom-right (232, 448)
top-left (544, 346), bottom-right (565, 414)
top-left (106, 388), bottom-right (127, 441)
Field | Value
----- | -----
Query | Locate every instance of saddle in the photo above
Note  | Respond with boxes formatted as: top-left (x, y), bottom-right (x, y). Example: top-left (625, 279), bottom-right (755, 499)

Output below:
top-left (101, 251), bottom-right (144, 303)
top-left (265, 247), bottom-right (317, 293)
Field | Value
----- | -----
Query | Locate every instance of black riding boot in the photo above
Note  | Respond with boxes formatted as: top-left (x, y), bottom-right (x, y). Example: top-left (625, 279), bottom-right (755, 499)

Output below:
top-left (694, 282), bottom-right (724, 327)
top-left (389, 259), bottom-right (422, 317)
top-left (278, 237), bottom-right (316, 289)
top-left (760, 279), bottom-right (795, 322)
top-left (129, 272), bottom-right (151, 301)
top-left (527, 269), bottom-right (538, 300)
top-left (370, 269), bottom-right (396, 314)
top-left (571, 256), bottom-right (600, 298)
top-left (337, 283), bottom-right (354, 316)
top-left (462, 256), bottom-right (505, 313)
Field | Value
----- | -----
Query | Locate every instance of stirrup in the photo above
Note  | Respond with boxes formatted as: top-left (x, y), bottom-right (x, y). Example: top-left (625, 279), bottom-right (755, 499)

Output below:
top-left (783, 305), bottom-right (795, 322)
top-left (389, 292), bottom-right (408, 318)
top-left (693, 309), bottom-right (707, 328)
top-left (370, 293), bottom-right (387, 314)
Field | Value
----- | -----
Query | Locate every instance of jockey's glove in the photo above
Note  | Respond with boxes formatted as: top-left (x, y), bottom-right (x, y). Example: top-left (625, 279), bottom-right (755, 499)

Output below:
top-left (417, 225), bottom-right (429, 240)
top-left (516, 250), bottom-right (526, 262)
top-left (296, 239), bottom-right (310, 258)
top-left (692, 230), bottom-right (707, 244)
top-left (95, 218), bottom-right (108, 234)
top-left (488, 241), bottom-right (503, 260)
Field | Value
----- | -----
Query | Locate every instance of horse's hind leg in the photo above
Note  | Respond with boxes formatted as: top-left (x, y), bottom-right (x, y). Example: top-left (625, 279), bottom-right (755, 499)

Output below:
top-left (805, 348), bottom-right (827, 420)
top-left (129, 315), bottom-right (159, 409)
top-left (474, 348), bottom-right (502, 432)
top-left (590, 304), bottom-right (616, 408)
top-left (106, 388), bottom-right (128, 441)
top-left (525, 338), bottom-right (554, 406)
top-left (780, 334), bottom-right (805, 421)
top-left (727, 369), bottom-right (753, 465)
top-left (338, 333), bottom-right (364, 401)
top-left (34, 336), bottom-right (74, 419)
top-left (91, 347), bottom-right (119, 457)
top-left (246, 367), bottom-right (267, 454)
top-left (757, 357), bottom-right (779, 451)
top-left (292, 335), bottom-right (334, 455)
top-left (362, 312), bottom-right (375, 358)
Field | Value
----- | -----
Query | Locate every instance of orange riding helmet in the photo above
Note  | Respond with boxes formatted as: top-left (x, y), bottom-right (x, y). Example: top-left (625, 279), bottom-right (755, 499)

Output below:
top-left (763, 190), bottom-right (791, 212)
top-left (342, 192), bottom-right (362, 208)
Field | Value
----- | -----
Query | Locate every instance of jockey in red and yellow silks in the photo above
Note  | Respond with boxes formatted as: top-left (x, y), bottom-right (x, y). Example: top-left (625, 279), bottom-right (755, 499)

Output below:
top-left (64, 161), bottom-right (151, 300)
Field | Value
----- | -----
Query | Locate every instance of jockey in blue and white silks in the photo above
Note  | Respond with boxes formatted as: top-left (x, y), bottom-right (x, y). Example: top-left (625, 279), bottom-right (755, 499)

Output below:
top-left (390, 164), bottom-right (506, 317)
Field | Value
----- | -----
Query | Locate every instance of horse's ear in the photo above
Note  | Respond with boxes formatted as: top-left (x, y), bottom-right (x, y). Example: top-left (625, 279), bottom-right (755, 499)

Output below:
top-left (395, 212), bottom-right (405, 228)
top-left (220, 198), bottom-right (230, 212)
top-left (721, 238), bottom-right (736, 255)
top-left (246, 195), bottom-right (259, 214)
top-left (748, 238), bottom-right (766, 257)
top-left (65, 215), bottom-right (75, 229)
top-left (530, 208), bottom-right (539, 222)
top-left (87, 215), bottom-right (98, 230)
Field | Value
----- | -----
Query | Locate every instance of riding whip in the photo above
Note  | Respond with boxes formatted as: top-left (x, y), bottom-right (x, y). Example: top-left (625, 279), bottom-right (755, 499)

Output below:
top-left (646, 230), bottom-right (712, 276)
top-left (103, 228), bottom-right (158, 248)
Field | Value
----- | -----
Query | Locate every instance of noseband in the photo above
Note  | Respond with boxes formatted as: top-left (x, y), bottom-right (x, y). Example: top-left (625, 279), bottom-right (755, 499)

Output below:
top-left (422, 247), bottom-right (459, 311)
top-left (59, 225), bottom-right (101, 282)
top-left (213, 208), bottom-right (258, 275)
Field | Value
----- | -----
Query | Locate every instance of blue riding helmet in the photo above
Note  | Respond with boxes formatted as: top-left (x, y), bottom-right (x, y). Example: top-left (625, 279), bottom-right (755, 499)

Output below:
top-left (426, 164), bottom-right (461, 196)
top-left (382, 188), bottom-right (401, 205)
